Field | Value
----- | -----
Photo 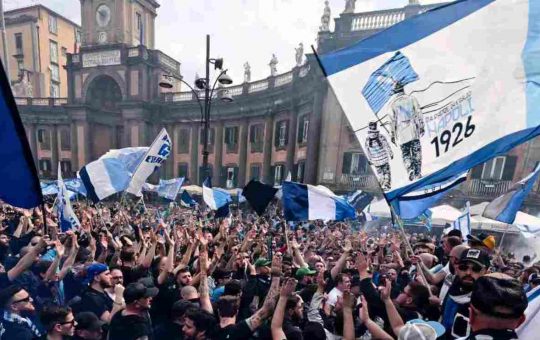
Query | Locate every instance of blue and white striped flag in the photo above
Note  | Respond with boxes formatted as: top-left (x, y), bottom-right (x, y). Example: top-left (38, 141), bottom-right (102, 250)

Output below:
top-left (282, 181), bottom-right (356, 222)
top-left (202, 178), bottom-right (232, 211)
top-left (41, 182), bottom-right (58, 196)
top-left (483, 164), bottom-right (540, 224)
top-left (180, 190), bottom-right (197, 207)
top-left (158, 178), bottom-right (184, 201)
top-left (64, 178), bottom-right (87, 197)
top-left (56, 165), bottom-right (80, 231)
top-left (517, 285), bottom-right (540, 338)
top-left (79, 158), bottom-right (131, 203)
top-left (453, 202), bottom-right (471, 239)
top-left (318, 0), bottom-right (540, 203)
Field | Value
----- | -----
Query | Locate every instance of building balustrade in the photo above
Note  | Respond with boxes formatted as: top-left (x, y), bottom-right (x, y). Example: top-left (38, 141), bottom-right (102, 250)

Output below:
top-left (351, 11), bottom-right (405, 31)
top-left (15, 97), bottom-right (68, 106)
top-left (466, 179), bottom-right (513, 198)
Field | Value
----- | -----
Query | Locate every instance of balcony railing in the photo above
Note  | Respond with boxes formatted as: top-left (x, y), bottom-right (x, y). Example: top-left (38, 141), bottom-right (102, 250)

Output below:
top-left (351, 11), bottom-right (405, 31)
top-left (15, 97), bottom-right (68, 106)
top-left (466, 179), bottom-right (513, 198)
top-left (274, 72), bottom-right (293, 87)
top-left (248, 80), bottom-right (269, 93)
top-left (334, 173), bottom-right (380, 191)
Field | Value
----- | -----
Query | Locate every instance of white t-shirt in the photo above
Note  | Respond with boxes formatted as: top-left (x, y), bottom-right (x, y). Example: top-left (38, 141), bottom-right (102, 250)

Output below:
top-left (327, 287), bottom-right (343, 307)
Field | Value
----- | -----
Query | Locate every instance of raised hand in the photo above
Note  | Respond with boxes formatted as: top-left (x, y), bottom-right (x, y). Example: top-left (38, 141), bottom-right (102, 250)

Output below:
top-left (280, 278), bottom-right (297, 297)
top-left (271, 255), bottom-right (282, 276)
top-left (342, 239), bottom-right (353, 253)
top-left (356, 252), bottom-right (369, 273)
top-left (342, 291), bottom-right (355, 310)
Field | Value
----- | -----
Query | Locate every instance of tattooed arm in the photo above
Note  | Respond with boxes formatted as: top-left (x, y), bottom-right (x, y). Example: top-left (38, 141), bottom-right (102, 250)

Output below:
top-left (198, 236), bottom-right (213, 314)
top-left (246, 256), bottom-right (281, 331)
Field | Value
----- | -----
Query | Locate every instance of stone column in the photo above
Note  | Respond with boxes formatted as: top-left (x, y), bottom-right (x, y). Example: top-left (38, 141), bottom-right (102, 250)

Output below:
top-left (305, 84), bottom-right (327, 184)
top-left (51, 125), bottom-right (59, 175)
top-left (238, 119), bottom-right (249, 186)
top-left (70, 122), bottom-right (79, 171)
top-left (263, 113), bottom-right (275, 184)
top-left (190, 123), bottom-right (199, 184)
top-left (27, 123), bottom-right (38, 167)
top-left (214, 121), bottom-right (224, 182)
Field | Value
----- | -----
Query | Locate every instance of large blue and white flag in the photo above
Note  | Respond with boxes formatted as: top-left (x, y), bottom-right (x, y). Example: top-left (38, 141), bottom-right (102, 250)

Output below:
top-left (56, 166), bottom-right (80, 231)
top-left (318, 0), bottom-right (540, 204)
top-left (0, 61), bottom-right (42, 208)
top-left (517, 285), bottom-right (540, 338)
top-left (142, 183), bottom-right (159, 193)
top-left (100, 147), bottom-right (149, 174)
top-left (282, 181), bottom-right (356, 222)
top-left (483, 164), bottom-right (540, 224)
top-left (64, 178), bottom-right (87, 197)
top-left (516, 224), bottom-right (540, 239)
top-left (180, 190), bottom-right (197, 207)
top-left (346, 190), bottom-right (374, 212)
top-left (393, 172), bottom-right (467, 219)
top-left (126, 129), bottom-right (171, 196)
top-left (158, 178), bottom-right (184, 201)
top-left (79, 158), bottom-right (131, 203)
top-left (202, 178), bottom-right (232, 210)
top-left (453, 202), bottom-right (471, 239)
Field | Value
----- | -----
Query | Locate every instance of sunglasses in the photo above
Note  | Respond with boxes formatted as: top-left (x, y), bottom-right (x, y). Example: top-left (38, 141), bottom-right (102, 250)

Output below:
top-left (458, 263), bottom-right (485, 273)
top-left (60, 319), bottom-right (76, 326)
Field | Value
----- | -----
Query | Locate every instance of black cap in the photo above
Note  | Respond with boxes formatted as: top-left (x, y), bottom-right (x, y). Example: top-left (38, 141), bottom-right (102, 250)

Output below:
top-left (448, 229), bottom-right (463, 239)
top-left (124, 282), bottom-right (158, 304)
top-left (459, 248), bottom-right (491, 268)
top-left (75, 312), bottom-right (104, 332)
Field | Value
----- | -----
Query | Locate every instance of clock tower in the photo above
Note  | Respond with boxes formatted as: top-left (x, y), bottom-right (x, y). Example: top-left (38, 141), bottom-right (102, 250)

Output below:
top-left (80, 0), bottom-right (159, 47)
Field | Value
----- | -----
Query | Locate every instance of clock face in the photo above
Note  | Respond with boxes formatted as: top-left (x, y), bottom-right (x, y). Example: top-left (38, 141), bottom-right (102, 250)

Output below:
top-left (96, 4), bottom-right (111, 27)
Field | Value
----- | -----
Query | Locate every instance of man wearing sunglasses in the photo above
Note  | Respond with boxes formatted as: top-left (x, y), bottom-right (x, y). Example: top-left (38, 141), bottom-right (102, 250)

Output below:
top-left (40, 305), bottom-right (77, 340)
top-left (0, 285), bottom-right (42, 339)
top-left (441, 248), bottom-right (490, 339)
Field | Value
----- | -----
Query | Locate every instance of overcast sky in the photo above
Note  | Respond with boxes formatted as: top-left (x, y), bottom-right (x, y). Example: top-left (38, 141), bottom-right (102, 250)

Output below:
top-left (4, 0), bottom-right (444, 86)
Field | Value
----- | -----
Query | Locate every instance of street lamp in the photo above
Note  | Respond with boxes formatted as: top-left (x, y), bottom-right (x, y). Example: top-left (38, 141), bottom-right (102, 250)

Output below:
top-left (159, 34), bottom-right (234, 182)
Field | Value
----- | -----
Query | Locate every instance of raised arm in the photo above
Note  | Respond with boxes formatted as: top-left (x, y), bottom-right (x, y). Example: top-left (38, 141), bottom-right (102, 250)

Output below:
top-left (290, 238), bottom-right (308, 269)
top-left (7, 238), bottom-right (47, 282)
top-left (381, 279), bottom-right (405, 337)
top-left (246, 256), bottom-right (281, 331)
top-left (331, 239), bottom-right (352, 279)
top-left (359, 295), bottom-right (393, 340)
top-left (198, 234), bottom-right (213, 314)
top-left (157, 230), bottom-right (175, 285)
top-left (58, 233), bottom-right (79, 281)
top-left (271, 278), bottom-right (297, 340)
top-left (342, 291), bottom-right (356, 340)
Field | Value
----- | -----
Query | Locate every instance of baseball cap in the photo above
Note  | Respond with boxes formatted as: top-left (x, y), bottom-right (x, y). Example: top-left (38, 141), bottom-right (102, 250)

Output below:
top-left (407, 319), bottom-right (445, 338)
top-left (295, 267), bottom-right (317, 279)
top-left (254, 258), bottom-right (272, 268)
top-left (398, 323), bottom-right (437, 340)
top-left (459, 248), bottom-right (491, 268)
top-left (124, 282), bottom-right (158, 304)
top-left (467, 233), bottom-right (496, 250)
top-left (85, 263), bottom-right (108, 283)
top-left (75, 312), bottom-right (104, 332)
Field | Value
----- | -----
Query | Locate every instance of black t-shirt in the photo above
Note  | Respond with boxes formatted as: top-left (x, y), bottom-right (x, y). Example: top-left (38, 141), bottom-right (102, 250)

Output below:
top-left (0, 272), bottom-right (11, 289)
top-left (150, 275), bottom-right (180, 322)
top-left (120, 265), bottom-right (149, 285)
top-left (215, 320), bottom-right (253, 340)
top-left (108, 310), bottom-right (153, 340)
top-left (153, 321), bottom-right (183, 340)
top-left (77, 287), bottom-right (113, 319)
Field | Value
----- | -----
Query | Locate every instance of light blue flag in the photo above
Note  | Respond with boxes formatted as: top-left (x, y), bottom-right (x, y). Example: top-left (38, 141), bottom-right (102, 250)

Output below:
top-left (79, 158), bottom-right (131, 203)
top-left (453, 202), bottom-right (471, 239)
top-left (202, 178), bottom-right (232, 210)
top-left (393, 172), bottom-right (467, 219)
top-left (64, 178), bottom-right (87, 197)
top-left (282, 182), bottom-right (356, 222)
top-left (158, 178), bottom-right (184, 201)
top-left (100, 147), bottom-right (149, 174)
top-left (41, 182), bottom-right (59, 196)
top-left (318, 0), bottom-right (540, 203)
top-left (56, 166), bottom-right (80, 232)
top-left (483, 164), bottom-right (540, 224)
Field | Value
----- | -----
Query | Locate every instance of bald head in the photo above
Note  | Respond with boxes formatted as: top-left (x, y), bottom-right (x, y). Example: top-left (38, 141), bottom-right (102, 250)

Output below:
top-left (181, 285), bottom-right (199, 300)
top-left (450, 244), bottom-right (469, 259)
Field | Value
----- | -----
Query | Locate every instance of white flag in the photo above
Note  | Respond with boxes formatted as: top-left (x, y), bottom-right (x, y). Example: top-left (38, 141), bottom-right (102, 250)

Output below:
top-left (56, 165), bottom-right (80, 231)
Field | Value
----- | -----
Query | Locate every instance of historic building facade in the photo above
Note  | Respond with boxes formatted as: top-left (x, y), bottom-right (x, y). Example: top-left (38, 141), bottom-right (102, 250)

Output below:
top-left (11, 0), bottom-right (540, 213)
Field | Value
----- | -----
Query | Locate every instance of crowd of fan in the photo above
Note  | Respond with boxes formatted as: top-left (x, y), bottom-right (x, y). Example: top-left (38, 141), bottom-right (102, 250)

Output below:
top-left (0, 200), bottom-right (536, 340)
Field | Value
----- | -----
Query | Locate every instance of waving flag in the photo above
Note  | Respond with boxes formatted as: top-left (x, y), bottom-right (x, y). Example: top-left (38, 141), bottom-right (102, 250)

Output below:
top-left (56, 166), bottom-right (80, 231)
top-left (41, 182), bottom-right (59, 196)
top-left (318, 0), bottom-right (540, 206)
top-left (393, 172), bottom-right (467, 219)
top-left (483, 164), bottom-right (540, 224)
top-left (126, 129), bottom-right (172, 196)
top-left (0, 59), bottom-right (42, 208)
top-left (242, 180), bottom-right (278, 216)
top-left (202, 178), bottom-right (232, 211)
top-left (453, 202), bottom-right (471, 239)
top-left (180, 190), bottom-right (197, 207)
top-left (100, 147), bottom-right (149, 174)
top-left (79, 158), bottom-right (131, 203)
top-left (143, 183), bottom-right (158, 193)
top-left (346, 190), bottom-right (374, 212)
top-left (158, 178), bottom-right (184, 201)
top-left (64, 178), bottom-right (87, 197)
top-left (282, 181), bottom-right (355, 222)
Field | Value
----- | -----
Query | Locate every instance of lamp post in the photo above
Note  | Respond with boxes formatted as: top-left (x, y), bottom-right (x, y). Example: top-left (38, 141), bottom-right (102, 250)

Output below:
top-left (159, 34), bottom-right (233, 182)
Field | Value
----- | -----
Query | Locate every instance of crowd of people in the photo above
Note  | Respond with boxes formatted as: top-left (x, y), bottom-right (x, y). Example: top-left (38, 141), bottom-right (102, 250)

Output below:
top-left (0, 199), bottom-right (536, 340)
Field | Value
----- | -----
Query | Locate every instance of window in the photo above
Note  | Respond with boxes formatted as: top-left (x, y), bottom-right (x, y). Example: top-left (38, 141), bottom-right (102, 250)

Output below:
top-left (48, 15), bottom-right (57, 34)
top-left (177, 129), bottom-right (190, 154)
top-left (61, 47), bottom-right (67, 57)
top-left (14, 33), bottom-right (23, 55)
top-left (200, 128), bottom-right (215, 146)
top-left (38, 129), bottom-right (51, 150)
top-left (274, 164), bottom-right (284, 185)
top-left (224, 126), bottom-right (238, 153)
top-left (136, 13), bottom-right (143, 31)
top-left (249, 124), bottom-right (263, 152)
top-left (60, 129), bottom-right (71, 151)
top-left (50, 64), bottom-right (60, 82)
top-left (178, 163), bottom-right (189, 179)
top-left (342, 152), bottom-right (369, 175)
top-left (275, 120), bottom-right (288, 148)
top-left (481, 156), bottom-right (506, 180)
top-left (49, 40), bottom-right (58, 64)
top-left (75, 30), bottom-right (81, 44)
top-left (226, 167), bottom-right (236, 189)
top-left (60, 160), bottom-right (72, 174)
top-left (297, 161), bottom-right (305, 183)
top-left (50, 82), bottom-right (60, 98)
top-left (39, 159), bottom-right (52, 173)
top-left (297, 115), bottom-right (309, 144)
top-left (250, 165), bottom-right (260, 181)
